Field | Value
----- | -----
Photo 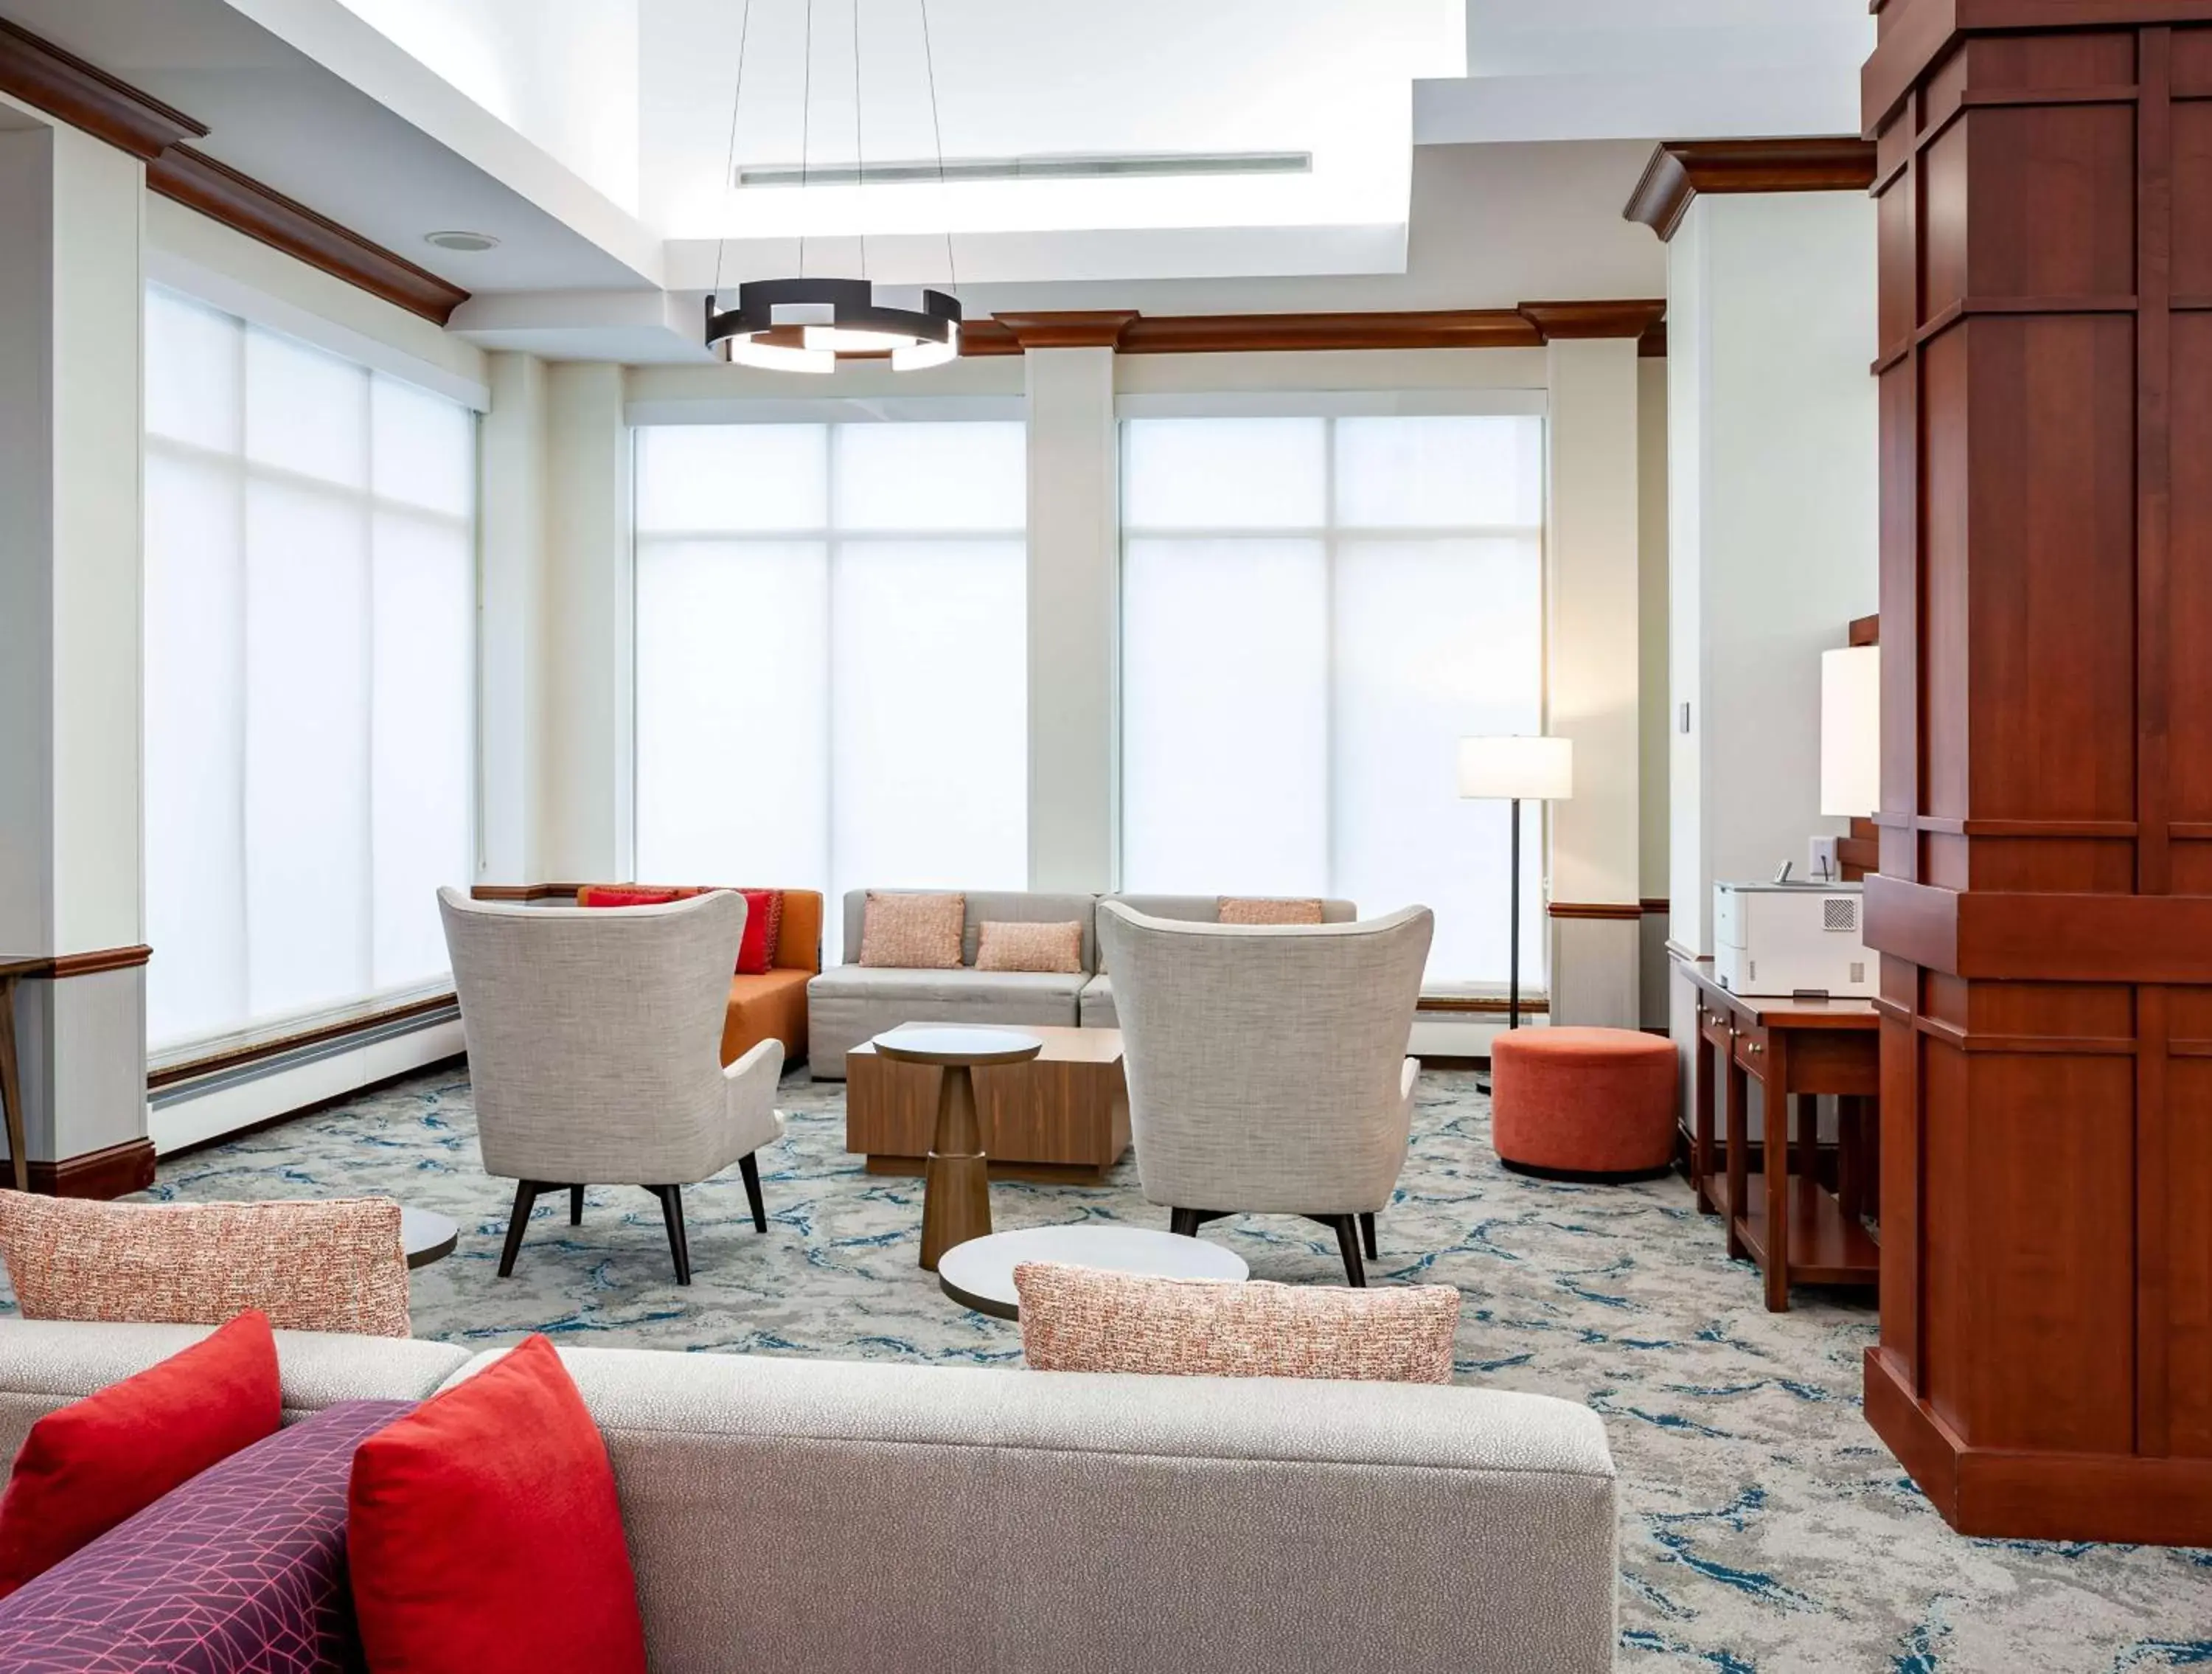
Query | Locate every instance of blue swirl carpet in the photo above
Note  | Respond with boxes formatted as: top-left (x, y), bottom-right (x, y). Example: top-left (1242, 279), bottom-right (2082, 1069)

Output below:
top-left (70, 1066), bottom-right (2212, 1670)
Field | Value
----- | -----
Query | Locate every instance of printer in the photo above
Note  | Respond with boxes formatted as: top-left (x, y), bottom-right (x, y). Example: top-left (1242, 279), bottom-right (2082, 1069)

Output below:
top-left (1713, 879), bottom-right (1873, 999)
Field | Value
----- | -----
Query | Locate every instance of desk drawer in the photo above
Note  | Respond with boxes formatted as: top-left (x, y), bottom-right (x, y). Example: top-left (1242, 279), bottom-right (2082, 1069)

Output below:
top-left (1731, 1024), bottom-right (1771, 1073)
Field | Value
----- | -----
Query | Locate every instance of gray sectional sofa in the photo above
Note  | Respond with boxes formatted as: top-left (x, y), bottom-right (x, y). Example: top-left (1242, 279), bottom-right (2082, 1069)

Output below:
top-left (807, 890), bottom-right (1357, 1077)
top-left (0, 1318), bottom-right (1621, 1673)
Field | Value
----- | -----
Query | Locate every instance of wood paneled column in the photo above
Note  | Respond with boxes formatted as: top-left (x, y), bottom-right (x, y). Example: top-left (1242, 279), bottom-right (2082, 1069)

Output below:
top-left (1862, 0), bottom-right (2212, 1543)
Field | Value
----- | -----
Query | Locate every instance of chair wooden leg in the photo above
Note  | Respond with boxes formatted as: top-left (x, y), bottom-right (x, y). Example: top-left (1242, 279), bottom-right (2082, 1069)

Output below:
top-left (570, 1185), bottom-right (584, 1226)
top-left (1332, 1215), bottom-right (1368, 1288)
top-left (497, 1181), bottom-right (543, 1278)
top-left (1360, 1212), bottom-right (1378, 1260)
top-left (739, 1153), bottom-right (768, 1234)
top-left (650, 1185), bottom-right (693, 1286)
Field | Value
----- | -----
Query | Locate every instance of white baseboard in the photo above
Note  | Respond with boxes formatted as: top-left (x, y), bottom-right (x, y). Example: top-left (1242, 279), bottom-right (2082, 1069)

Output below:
top-left (148, 1019), bottom-right (466, 1156)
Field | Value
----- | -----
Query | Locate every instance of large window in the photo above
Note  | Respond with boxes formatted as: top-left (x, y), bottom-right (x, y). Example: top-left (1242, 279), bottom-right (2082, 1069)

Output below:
top-left (144, 288), bottom-right (477, 1053)
top-left (1119, 412), bottom-right (1545, 987)
top-left (632, 422), bottom-right (1026, 948)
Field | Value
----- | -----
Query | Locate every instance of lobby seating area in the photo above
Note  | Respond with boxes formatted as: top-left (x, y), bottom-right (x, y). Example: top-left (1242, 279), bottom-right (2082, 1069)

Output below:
top-left (2, 0), bottom-right (2210, 1668)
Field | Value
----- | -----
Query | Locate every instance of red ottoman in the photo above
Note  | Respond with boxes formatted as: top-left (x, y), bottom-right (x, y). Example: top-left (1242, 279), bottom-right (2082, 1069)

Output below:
top-left (1490, 1027), bottom-right (1677, 1180)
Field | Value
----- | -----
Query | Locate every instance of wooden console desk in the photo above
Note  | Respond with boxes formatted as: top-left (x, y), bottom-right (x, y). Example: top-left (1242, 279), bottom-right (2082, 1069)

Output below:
top-left (1680, 962), bottom-right (1879, 1310)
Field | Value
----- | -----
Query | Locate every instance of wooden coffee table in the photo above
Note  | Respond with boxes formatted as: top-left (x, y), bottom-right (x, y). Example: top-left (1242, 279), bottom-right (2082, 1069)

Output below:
top-left (846, 1025), bottom-right (1130, 1185)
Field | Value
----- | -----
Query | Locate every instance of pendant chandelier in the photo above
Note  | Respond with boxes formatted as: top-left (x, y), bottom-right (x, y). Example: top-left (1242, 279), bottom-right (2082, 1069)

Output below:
top-left (705, 0), bottom-right (962, 374)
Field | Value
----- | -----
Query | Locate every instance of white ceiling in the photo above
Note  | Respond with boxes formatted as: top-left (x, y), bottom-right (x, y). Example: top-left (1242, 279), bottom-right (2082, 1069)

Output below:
top-left (1419, 0), bottom-right (1874, 144)
top-left (0, 0), bottom-right (1871, 359)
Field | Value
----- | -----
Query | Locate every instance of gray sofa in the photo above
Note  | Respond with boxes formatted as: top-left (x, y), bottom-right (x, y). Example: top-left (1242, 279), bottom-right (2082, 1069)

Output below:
top-left (0, 1318), bottom-right (1620, 1673)
top-left (808, 890), bottom-right (1357, 1077)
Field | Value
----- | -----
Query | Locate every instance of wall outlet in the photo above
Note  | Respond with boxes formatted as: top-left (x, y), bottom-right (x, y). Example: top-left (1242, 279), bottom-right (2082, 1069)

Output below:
top-left (1807, 836), bottom-right (1841, 883)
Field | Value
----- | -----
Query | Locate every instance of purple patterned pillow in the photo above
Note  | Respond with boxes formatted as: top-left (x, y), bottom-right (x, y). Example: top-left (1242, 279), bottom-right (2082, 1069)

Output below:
top-left (0, 1400), bottom-right (410, 1673)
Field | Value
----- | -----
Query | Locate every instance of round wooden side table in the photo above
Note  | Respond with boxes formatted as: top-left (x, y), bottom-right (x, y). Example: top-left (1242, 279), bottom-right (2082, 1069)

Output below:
top-left (869, 1024), bottom-right (1043, 1271)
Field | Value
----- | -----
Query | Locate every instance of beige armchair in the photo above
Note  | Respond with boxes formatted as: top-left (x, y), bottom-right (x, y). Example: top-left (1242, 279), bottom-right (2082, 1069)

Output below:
top-left (437, 888), bottom-right (785, 1285)
top-left (1095, 901), bottom-right (1432, 1285)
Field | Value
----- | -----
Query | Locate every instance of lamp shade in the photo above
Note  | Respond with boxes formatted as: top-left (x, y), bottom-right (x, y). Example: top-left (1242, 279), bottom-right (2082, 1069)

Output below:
top-left (1820, 645), bottom-right (1880, 818)
top-left (1458, 735), bottom-right (1573, 802)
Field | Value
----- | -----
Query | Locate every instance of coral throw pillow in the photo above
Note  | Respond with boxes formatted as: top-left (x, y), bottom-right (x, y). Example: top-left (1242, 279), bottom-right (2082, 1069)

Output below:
top-left (0, 1309), bottom-right (282, 1599)
top-left (348, 1334), bottom-right (647, 1674)
top-left (975, 920), bottom-right (1085, 974)
top-left (0, 1195), bottom-right (410, 1337)
top-left (0, 1398), bottom-right (410, 1661)
top-left (1013, 1263), bottom-right (1460, 1383)
top-left (858, 891), bottom-right (965, 969)
top-left (736, 888), bottom-right (785, 975)
top-left (577, 885), bottom-right (690, 907)
top-left (1218, 897), bottom-right (1326, 925)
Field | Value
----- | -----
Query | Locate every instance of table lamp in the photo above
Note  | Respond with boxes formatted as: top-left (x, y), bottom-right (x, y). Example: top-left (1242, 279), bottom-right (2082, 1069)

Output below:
top-left (1457, 735), bottom-right (1573, 1033)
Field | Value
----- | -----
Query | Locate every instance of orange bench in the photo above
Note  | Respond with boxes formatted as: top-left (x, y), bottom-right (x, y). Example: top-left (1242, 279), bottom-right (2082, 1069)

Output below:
top-left (571, 886), bottom-right (821, 1069)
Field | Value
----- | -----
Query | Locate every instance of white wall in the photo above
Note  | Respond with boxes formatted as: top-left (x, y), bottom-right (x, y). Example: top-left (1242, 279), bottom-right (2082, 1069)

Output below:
top-left (540, 362), bottom-right (633, 880)
top-left (1667, 191), bottom-right (1878, 963)
top-left (478, 350), bottom-right (550, 883)
top-left (0, 108), bottom-right (150, 1161)
top-left (1637, 355), bottom-right (1672, 1024)
top-left (1544, 337), bottom-right (1642, 1027)
top-left (1025, 348), bottom-right (1119, 893)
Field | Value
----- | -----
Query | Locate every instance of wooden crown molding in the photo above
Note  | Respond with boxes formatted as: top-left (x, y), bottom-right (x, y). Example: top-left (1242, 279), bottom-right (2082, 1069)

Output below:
top-left (963, 301), bottom-right (1668, 358)
top-left (0, 18), bottom-right (206, 162)
top-left (0, 20), bottom-right (470, 326)
top-left (149, 147), bottom-right (469, 325)
top-left (1624, 139), bottom-right (1879, 241)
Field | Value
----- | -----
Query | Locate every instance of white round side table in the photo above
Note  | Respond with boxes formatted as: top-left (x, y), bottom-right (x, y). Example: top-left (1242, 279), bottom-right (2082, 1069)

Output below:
top-left (936, 1223), bottom-right (1248, 1320)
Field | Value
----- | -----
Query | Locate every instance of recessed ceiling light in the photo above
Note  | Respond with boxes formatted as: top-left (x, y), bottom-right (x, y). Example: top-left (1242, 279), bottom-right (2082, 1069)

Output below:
top-left (424, 230), bottom-right (500, 253)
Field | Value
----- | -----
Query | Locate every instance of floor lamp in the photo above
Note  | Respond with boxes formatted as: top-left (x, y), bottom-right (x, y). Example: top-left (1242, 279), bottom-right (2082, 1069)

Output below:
top-left (1457, 736), bottom-right (1573, 1055)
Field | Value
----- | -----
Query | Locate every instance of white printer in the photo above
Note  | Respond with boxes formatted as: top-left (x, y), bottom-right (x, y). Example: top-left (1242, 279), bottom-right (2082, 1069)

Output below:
top-left (1713, 879), bottom-right (1874, 999)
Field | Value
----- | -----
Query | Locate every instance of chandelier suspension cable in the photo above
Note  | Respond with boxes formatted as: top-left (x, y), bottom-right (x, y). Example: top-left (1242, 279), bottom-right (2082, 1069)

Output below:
top-left (710, 0), bottom-right (756, 305)
top-left (799, 0), bottom-right (815, 279)
top-left (917, 0), bottom-right (958, 299)
top-left (704, 0), bottom-right (959, 371)
top-left (852, 0), bottom-right (866, 281)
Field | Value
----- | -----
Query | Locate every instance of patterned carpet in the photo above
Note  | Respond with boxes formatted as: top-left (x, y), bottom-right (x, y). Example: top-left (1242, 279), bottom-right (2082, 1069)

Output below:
top-left (10, 1064), bottom-right (2208, 1671)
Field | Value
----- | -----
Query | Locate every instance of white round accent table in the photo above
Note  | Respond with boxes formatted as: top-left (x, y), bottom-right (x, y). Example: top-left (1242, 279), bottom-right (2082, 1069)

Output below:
top-left (937, 1224), bottom-right (1249, 1320)
top-left (400, 1206), bottom-right (458, 1271)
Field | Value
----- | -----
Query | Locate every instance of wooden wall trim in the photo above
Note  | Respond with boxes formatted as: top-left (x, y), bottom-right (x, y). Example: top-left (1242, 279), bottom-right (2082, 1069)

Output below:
top-left (0, 20), bottom-right (470, 326)
top-left (148, 147), bottom-right (469, 326)
top-left (963, 301), bottom-right (1668, 358)
top-left (1547, 902), bottom-right (1646, 920)
top-left (0, 18), bottom-right (206, 161)
top-left (469, 883), bottom-right (591, 903)
top-left (1849, 613), bottom-right (1882, 647)
top-left (1416, 994), bottom-right (1552, 1015)
top-left (147, 991), bottom-right (459, 1091)
top-left (1640, 898), bottom-right (1670, 915)
top-left (0, 945), bottom-right (153, 982)
top-left (26, 1137), bottom-right (157, 1201)
top-left (1624, 138), bottom-right (1879, 241)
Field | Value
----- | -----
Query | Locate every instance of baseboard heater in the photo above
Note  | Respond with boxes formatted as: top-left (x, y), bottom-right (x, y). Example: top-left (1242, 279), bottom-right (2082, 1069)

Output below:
top-left (149, 1001), bottom-right (462, 1110)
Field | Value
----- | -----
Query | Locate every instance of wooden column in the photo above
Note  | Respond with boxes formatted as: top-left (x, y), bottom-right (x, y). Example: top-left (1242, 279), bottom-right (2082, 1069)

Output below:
top-left (1862, 0), bottom-right (2212, 1543)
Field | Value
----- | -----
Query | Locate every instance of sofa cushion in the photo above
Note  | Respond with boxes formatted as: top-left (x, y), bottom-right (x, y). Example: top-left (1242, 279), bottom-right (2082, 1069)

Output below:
top-left (736, 888), bottom-right (784, 976)
top-left (722, 968), bottom-right (813, 1067)
top-left (349, 1335), bottom-right (647, 1674)
top-left (858, 891), bottom-right (966, 970)
top-left (0, 1399), bottom-right (410, 1670)
top-left (0, 1195), bottom-right (411, 1338)
top-left (1219, 896), bottom-right (1326, 925)
top-left (1078, 974), bottom-right (1118, 1029)
top-left (1013, 1263), bottom-right (1461, 1383)
top-left (976, 920), bottom-right (1085, 973)
top-left (578, 885), bottom-right (692, 907)
top-left (812, 965), bottom-right (1088, 1005)
top-left (0, 1310), bottom-right (280, 1598)
top-left (841, 889), bottom-right (1100, 970)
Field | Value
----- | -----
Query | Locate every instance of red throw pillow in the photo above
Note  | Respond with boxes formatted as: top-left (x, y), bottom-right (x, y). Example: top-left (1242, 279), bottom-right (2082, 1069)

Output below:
top-left (347, 1334), bottom-right (647, 1674)
top-left (0, 1309), bottom-right (281, 1599)
top-left (736, 889), bottom-right (785, 975)
top-left (577, 885), bottom-right (686, 908)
